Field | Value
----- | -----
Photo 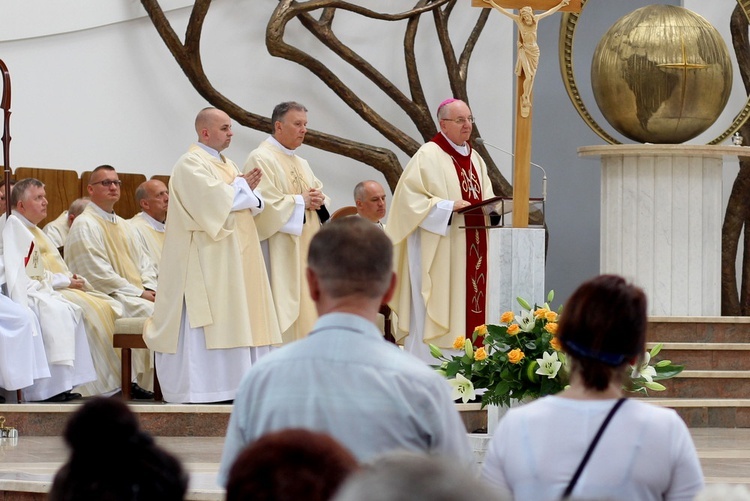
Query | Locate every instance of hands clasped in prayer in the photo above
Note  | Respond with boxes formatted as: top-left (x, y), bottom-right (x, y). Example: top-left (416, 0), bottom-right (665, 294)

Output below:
top-left (303, 188), bottom-right (325, 211)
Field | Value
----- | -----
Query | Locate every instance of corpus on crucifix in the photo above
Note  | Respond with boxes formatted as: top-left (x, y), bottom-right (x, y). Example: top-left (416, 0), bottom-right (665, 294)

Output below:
top-left (484, 0), bottom-right (570, 118)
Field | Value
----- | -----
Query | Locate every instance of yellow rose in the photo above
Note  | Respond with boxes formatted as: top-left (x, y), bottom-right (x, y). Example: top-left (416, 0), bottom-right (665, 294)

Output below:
top-left (545, 322), bottom-right (558, 335)
top-left (453, 336), bottom-right (465, 350)
top-left (508, 348), bottom-right (525, 364)
top-left (474, 324), bottom-right (489, 337)
top-left (545, 311), bottom-right (558, 322)
top-left (475, 347), bottom-right (488, 361)
top-left (507, 324), bottom-right (521, 336)
top-left (549, 336), bottom-right (562, 351)
top-left (534, 307), bottom-right (549, 319)
top-left (500, 311), bottom-right (515, 324)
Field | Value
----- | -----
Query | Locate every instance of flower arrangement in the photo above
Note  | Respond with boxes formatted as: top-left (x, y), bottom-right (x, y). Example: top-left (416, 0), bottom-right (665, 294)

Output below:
top-left (430, 291), bottom-right (684, 407)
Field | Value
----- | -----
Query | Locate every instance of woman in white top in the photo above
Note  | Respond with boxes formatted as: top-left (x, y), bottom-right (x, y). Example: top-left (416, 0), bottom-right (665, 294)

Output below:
top-left (481, 274), bottom-right (704, 501)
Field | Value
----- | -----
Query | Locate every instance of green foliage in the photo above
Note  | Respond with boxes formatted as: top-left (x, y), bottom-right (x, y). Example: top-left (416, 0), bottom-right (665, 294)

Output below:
top-left (431, 297), bottom-right (685, 407)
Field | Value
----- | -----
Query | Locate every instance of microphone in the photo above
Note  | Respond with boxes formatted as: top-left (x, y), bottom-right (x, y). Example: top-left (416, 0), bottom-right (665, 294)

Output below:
top-left (475, 137), bottom-right (547, 201)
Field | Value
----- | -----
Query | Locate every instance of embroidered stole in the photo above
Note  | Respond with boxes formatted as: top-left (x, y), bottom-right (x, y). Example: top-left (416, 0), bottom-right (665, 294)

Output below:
top-left (431, 133), bottom-right (488, 345)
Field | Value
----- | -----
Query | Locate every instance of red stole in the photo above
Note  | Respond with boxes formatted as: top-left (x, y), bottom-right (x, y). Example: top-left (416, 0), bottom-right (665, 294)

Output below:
top-left (430, 133), bottom-right (488, 346)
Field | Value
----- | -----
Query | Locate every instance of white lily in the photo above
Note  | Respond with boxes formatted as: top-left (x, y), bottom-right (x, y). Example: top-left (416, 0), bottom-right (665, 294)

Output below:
top-left (535, 351), bottom-right (562, 379)
top-left (448, 373), bottom-right (476, 403)
top-left (631, 352), bottom-right (657, 382)
top-left (518, 310), bottom-right (536, 332)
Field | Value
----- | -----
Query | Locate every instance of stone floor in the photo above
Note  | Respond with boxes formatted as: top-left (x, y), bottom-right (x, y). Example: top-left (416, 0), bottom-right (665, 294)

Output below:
top-left (0, 428), bottom-right (748, 500)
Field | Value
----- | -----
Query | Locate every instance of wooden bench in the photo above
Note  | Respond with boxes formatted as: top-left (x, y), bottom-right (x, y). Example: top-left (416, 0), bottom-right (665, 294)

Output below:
top-left (113, 317), bottom-right (162, 401)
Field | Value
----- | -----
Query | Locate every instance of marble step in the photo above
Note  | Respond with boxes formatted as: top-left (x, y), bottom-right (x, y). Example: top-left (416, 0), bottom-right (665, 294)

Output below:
top-left (647, 316), bottom-right (750, 343)
top-left (0, 402), bottom-right (233, 438)
top-left (646, 370), bottom-right (750, 399)
top-left (640, 398), bottom-right (750, 428)
top-left (0, 402), bottom-right (489, 438)
top-left (646, 342), bottom-right (750, 370)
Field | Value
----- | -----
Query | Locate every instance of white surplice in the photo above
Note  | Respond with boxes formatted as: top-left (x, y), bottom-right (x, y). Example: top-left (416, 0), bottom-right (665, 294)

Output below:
top-left (1, 215), bottom-right (95, 400)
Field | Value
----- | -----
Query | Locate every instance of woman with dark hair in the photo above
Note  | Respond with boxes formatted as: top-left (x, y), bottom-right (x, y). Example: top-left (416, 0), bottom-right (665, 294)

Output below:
top-left (481, 275), bottom-right (704, 500)
top-left (225, 428), bottom-right (359, 501)
top-left (49, 397), bottom-right (188, 501)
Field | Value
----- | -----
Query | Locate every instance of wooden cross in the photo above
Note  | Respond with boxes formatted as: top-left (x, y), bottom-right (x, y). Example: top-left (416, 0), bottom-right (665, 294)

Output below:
top-left (473, 0), bottom-right (581, 227)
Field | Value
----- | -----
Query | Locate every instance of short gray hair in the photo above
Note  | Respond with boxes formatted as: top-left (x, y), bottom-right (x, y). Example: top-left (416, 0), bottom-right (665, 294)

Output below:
top-left (271, 101), bottom-right (307, 130)
top-left (307, 217), bottom-right (392, 299)
top-left (11, 178), bottom-right (44, 207)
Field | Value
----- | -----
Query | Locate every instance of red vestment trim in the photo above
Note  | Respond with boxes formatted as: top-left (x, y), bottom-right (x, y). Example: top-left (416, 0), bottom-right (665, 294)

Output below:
top-left (430, 133), bottom-right (488, 346)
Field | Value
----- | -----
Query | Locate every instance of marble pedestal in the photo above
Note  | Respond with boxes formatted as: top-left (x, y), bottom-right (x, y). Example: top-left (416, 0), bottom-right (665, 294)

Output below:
top-left (579, 144), bottom-right (750, 316)
top-left (487, 228), bottom-right (546, 323)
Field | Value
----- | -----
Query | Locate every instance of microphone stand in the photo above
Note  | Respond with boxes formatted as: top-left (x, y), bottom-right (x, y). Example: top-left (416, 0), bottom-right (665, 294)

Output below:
top-left (475, 137), bottom-right (546, 201)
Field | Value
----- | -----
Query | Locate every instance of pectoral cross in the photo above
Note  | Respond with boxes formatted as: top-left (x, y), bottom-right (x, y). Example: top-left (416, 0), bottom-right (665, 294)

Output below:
top-left (473, 0), bottom-right (581, 227)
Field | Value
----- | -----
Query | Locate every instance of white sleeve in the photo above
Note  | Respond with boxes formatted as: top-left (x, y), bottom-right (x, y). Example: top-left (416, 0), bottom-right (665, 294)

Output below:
top-left (231, 177), bottom-right (264, 215)
top-left (278, 195), bottom-right (305, 236)
top-left (664, 413), bottom-right (705, 500)
top-left (49, 271), bottom-right (71, 290)
top-left (419, 199), bottom-right (454, 236)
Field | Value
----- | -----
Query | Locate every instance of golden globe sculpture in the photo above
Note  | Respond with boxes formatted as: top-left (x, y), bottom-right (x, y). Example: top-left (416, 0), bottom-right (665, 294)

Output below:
top-left (591, 5), bottom-right (732, 144)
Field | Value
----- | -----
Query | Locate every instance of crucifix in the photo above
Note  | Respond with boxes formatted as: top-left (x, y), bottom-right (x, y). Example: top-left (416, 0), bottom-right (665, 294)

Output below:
top-left (473, 0), bottom-right (581, 227)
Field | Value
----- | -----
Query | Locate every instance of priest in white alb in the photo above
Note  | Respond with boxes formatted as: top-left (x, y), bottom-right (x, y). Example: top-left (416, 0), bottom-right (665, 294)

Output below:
top-left (144, 107), bottom-right (282, 403)
top-left (1, 205), bottom-right (95, 402)
top-left (129, 179), bottom-right (168, 276)
top-left (386, 98), bottom-right (496, 364)
top-left (64, 165), bottom-right (155, 398)
top-left (0, 293), bottom-right (49, 395)
top-left (246, 101), bottom-right (330, 344)
top-left (12, 178), bottom-right (123, 397)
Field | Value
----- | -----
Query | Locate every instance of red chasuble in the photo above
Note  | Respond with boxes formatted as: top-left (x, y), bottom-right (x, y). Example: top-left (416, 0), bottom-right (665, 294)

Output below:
top-left (430, 133), bottom-right (488, 346)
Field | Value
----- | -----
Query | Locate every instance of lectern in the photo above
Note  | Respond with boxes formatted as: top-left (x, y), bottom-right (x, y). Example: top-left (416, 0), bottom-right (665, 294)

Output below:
top-left (459, 197), bottom-right (546, 322)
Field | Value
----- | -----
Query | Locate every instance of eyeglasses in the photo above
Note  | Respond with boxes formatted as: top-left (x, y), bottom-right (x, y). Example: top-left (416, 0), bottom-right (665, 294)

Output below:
top-left (440, 116), bottom-right (475, 125)
top-left (90, 179), bottom-right (122, 187)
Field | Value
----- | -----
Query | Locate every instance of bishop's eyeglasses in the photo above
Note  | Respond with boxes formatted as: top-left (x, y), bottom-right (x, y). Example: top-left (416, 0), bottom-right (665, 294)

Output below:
top-left (440, 116), bottom-right (475, 125)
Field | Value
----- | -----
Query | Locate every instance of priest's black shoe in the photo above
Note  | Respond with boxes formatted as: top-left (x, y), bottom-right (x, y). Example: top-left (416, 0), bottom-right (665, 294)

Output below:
top-left (131, 383), bottom-right (155, 400)
top-left (44, 391), bottom-right (82, 402)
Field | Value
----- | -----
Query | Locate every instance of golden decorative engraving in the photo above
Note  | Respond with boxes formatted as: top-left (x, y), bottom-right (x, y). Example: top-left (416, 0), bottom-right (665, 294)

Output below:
top-left (559, 1), bottom-right (750, 145)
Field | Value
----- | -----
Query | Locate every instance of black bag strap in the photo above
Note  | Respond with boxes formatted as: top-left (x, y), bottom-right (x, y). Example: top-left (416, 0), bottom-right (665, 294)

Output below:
top-left (562, 397), bottom-right (627, 500)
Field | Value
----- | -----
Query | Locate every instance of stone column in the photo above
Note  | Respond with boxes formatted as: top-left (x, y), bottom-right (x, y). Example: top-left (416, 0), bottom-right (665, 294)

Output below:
top-left (579, 144), bottom-right (748, 316)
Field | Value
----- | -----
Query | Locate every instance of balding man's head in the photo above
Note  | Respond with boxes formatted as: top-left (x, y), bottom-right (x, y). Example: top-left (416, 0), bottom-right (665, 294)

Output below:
top-left (195, 107), bottom-right (234, 152)
top-left (136, 179), bottom-right (169, 222)
top-left (354, 180), bottom-right (387, 224)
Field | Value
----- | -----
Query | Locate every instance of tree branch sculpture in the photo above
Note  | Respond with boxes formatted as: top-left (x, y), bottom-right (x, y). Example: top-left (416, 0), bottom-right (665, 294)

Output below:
top-left (723, 4), bottom-right (750, 315)
top-left (139, 0), bottom-right (514, 200)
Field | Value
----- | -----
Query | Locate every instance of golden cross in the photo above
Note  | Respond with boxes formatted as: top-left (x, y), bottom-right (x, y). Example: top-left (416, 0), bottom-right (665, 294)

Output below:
top-left (658, 38), bottom-right (709, 111)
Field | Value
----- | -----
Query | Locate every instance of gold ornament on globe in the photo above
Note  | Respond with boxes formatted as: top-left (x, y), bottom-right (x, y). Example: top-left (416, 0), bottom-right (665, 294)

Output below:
top-left (590, 5), bottom-right (732, 144)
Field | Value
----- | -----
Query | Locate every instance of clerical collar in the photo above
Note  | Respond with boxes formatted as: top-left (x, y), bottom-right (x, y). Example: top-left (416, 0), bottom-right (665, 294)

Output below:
top-left (140, 211), bottom-right (166, 232)
top-left (440, 131), bottom-right (469, 156)
top-left (91, 203), bottom-right (118, 223)
top-left (266, 136), bottom-right (297, 157)
top-left (11, 211), bottom-right (34, 228)
top-left (196, 142), bottom-right (222, 160)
